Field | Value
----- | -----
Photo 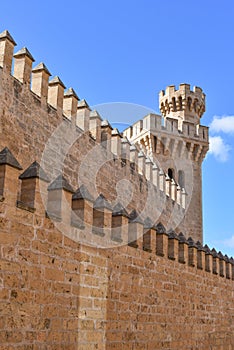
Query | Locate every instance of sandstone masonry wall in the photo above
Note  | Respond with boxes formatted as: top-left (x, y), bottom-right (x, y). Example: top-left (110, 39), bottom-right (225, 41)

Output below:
top-left (0, 183), bottom-right (233, 349)
top-left (0, 31), bottom-right (233, 350)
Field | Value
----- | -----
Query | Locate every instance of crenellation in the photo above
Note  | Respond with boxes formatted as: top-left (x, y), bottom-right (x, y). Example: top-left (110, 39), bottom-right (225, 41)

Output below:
top-left (196, 241), bottom-right (206, 270)
top-left (152, 163), bottom-right (159, 187)
top-left (165, 117), bottom-right (179, 133)
top-left (179, 83), bottom-right (191, 93)
top-left (47, 76), bottom-right (66, 119)
top-left (18, 161), bottom-right (50, 211)
top-left (231, 257), bottom-right (234, 280)
top-left (0, 30), bottom-right (16, 73)
top-left (165, 84), bottom-right (176, 95)
top-left (93, 193), bottom-right (112, 237)
top-left (31, 62), bottom-right (51, 103)
top-left (89, 110), bottom-right (102, 142)
top-left (121, 136), bottom-right (131, 162)
top-left (211, 248), bottom-right (219, 275)
top-left (218, 251), bottom-right (225, 277)
top-left (132, 119), bottom-right (143, 137)
top-left (187, 237), bottom-right (198, 267)
top-left (77, 99), bottom-right (91, 132)
top-left (100, 119), bottom-right (113, 154)
top-left (143, 217), bottom-right (156, 252)
top-left (178, 232), bottom-right (189, 264)
top-left (176, 184), bottom-right (182, 206)
top-left (111, 204), bottom-right (128, 244)
top-left (182, 120), bottom-right (196, 137)
top-left (165, 174), bottom-right (171, 197)
top-left (171, 179), bottom-right (177, 201)
top-left (13, 47), bottom-right (34, 86)
top-left (159, 168), bottom-right (165, 192)
top-left (168, 230), bottom-right (179, 261)
top-left (193, 85), bottom-right (203, 93)
top-left (0, 152), bottom-right (232, 271)
top-left (129, 144), bottom-right (138, 173)
top-left (142, 113), bottom-right (162, 131)
top-left (145, 157), bottom-right (153, 181)
top-left (72, 185), bottom-right (93, 229)
top-left (123, 116), bottom-right (209, 151)
top-left (155, 223), bottom-right (168, 257)
top-left (63, 87), bottom-right (79, 122)
top-left (47, 174), bottom-right (74, 223)
top-left (128, 210), bottom-right (144, 249)
top-left (137, 150), bottom-right (146, 175)
top-left (198, 124), bottom-right (209, 141)
top-left (181, 188), bottom-right (187, 209)
top-left (111, 128), bottom-right (122, 156)
top-left (0, 147), bottom-right (22, 205)
top-left (159, 83), bottom-right (206, 126)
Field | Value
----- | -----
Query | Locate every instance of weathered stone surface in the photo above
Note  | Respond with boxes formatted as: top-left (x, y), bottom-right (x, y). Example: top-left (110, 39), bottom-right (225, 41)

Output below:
top-left (0, 30), bottom-right (233, 350)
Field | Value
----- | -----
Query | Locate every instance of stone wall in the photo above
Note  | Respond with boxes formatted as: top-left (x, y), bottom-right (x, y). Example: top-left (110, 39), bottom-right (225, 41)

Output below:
top-left (0, 30), bottom-right (233, 349)
top-left (0, 182), bottom-right (233, 349)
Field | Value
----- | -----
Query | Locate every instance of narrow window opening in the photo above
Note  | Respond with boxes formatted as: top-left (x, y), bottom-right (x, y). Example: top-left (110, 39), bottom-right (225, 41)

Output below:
top-left (178, 96), bottom-right (183, 111)
top-left (187, 97), bottom-right (192, 111)
top-left (154, 136), bottom-right (157, 152)
top-left (172, 97), bottom-right (176, 111)
top-left (168, 168), bottom-right (174, 180)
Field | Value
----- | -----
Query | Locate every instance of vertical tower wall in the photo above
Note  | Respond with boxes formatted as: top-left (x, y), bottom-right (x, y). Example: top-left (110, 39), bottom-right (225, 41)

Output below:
top-left (159, 84), bottom-right (207, 242)
top-left (123, 84), bottom-right (209, 242)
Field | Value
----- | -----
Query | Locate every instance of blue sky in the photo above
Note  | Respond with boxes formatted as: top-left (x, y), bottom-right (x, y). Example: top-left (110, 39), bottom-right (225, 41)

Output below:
top-left (1, 0), bottom-right (234, 256)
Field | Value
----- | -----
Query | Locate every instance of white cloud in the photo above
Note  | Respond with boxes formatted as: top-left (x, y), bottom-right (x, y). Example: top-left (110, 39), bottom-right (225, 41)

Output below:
top-left (223, 235), bottom-right (234, 248)
top-left (210, 116), bottom-right (234, 134)
top-left (209, 136), bottom-right (231, 162)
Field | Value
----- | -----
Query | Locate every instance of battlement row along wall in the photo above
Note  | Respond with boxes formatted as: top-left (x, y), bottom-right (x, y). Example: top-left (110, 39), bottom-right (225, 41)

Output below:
top-left (0, 146), bottom-right (233, 267)
top-left (0, 145), bottom-right (189, 243)
top-left (0, 148), bottom-right (233, 274)
top-left (0, 159), bottom-right (233, 348)
top-left (123, 112), bottom-right (209, 145)
top-left (0, 30), bottom-right (208, 161)
top-left (0, 180), bottom-right (233, 349)
top-left (0, 30), bottom-right (189, 202)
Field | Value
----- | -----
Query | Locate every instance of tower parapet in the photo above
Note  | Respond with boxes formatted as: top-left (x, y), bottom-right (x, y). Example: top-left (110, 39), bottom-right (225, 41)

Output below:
top-left (159, 83), bottom-right (206, 130)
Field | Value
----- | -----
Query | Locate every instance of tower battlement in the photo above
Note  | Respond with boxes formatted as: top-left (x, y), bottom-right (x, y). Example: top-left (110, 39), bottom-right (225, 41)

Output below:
top-left (159, 83), bottom-right (206, 128)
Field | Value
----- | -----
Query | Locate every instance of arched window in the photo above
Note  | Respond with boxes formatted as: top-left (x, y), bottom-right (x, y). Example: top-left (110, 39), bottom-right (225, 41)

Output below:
top-left (168, 168), bottom-right (174, 180)
top-left (194, 99), bottom-right (198, 112)
top-left (178, 170), bottom-right (185, 188)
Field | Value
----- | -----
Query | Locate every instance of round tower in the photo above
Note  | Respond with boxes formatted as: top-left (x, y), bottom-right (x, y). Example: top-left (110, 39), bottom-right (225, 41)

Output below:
top-left (159, 83), bottom-right (206, 129)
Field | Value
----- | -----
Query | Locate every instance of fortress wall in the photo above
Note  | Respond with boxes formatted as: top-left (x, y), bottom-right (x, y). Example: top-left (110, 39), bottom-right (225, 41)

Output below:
top-left (106, 245), bottom-right (234, 350)
top-left (0, 31), bottom-right (233, 349)
top-left (0, 193), bottom-right (233, 349)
